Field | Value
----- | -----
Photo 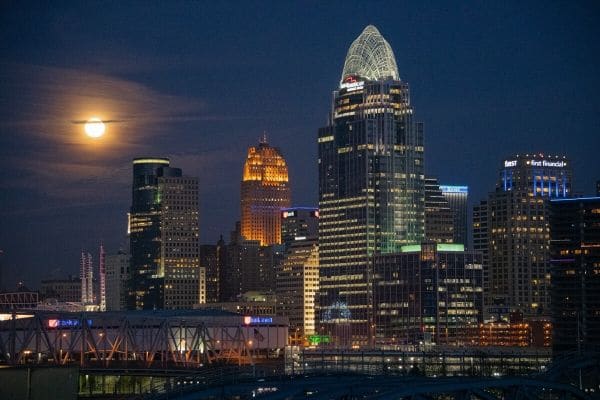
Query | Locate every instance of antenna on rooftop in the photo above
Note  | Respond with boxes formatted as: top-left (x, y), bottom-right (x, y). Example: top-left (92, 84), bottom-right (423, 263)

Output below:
top-left (260, 131), bottom-right (268, 144)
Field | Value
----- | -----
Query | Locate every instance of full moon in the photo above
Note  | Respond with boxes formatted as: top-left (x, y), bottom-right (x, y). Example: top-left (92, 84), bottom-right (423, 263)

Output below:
top-left (84, 118), bottom-right (106, 138)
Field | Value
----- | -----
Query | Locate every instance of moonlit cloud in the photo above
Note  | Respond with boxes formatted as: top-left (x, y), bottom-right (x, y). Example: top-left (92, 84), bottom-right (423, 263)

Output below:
top-left (0, 63), bottom-right (216, 208)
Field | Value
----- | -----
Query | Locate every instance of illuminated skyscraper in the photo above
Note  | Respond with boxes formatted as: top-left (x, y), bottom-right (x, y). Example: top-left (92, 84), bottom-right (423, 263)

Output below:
top-left (128, 158), bottom-right (169, 309)
top-left (241, 137), bottom-right (291, 246)
top-left (479, 154), bottom-right (572, 317)
top-left (374, 243), bottom-right (483, 345)
top-left (439, 184), bottom-right (469, 247)
top-left (424, 177), bottom-right (454, 243)
top-left (160, 172), bottom-right (203, 309)
top-left (318, 25), bottom-right (425, 343)
top-left (276, 238), bottom-right (319, 340)
top-left (128, 158), bottom-right (202, 310)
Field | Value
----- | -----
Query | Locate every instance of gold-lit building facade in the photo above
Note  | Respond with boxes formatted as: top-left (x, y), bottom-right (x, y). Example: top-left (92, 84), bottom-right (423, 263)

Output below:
top-left (241, 138), bottom-right (291, 246)
top-left (276, 238), bottom-right (319, 340)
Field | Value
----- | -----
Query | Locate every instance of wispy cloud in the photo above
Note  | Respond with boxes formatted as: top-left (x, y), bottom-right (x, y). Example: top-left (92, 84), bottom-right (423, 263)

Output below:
top-left (0, 63), bottom-right (219, 209)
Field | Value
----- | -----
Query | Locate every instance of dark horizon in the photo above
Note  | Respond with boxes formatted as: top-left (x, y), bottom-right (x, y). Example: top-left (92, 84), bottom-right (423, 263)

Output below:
top-left (1, 2), bottom-right (599, 288)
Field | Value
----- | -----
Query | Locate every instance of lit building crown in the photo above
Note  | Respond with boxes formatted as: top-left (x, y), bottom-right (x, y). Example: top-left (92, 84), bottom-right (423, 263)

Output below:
top-left (242, 142), bottom-right (289, 185)
top-left (340, 25), bottom-right (399, 85)
top-left (240, 138), bottom-right (291, 246)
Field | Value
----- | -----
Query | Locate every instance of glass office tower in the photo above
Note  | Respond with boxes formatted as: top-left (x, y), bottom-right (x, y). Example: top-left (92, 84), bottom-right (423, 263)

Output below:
top-left (439, 185), bottom-right (469, 247)
top-left (549, 197), bottom-right (600, 354)
top-left (425, 177), bottom-right (454, 243)
top-left (128, 158), bottom-right (202, 310)
top-left (318, 25), bottom-right (425, 344)
top-left (128, 158), bottom-right (170, 309)
top-left (374, 243), bottom-right (483, 345)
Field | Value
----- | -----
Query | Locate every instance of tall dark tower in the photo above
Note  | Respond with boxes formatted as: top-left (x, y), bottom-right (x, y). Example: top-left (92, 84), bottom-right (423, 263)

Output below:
top-left (318, 25), bottom-right (425, 344)
top-left (549, 196), bottom-right (600, 355)
top-left (128, 157), bottom-right (202, 310)
top-left (128, 158), bottom-right (170, 309)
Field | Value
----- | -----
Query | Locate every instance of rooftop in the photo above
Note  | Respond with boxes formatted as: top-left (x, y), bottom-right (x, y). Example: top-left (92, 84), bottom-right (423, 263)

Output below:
top-left (340, 25), bottom-right (399, 84)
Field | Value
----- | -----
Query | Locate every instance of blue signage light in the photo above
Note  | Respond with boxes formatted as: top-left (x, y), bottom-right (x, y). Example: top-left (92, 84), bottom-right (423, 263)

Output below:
top-left (439, 185), bottom-right (468, 194)
top-left (48, 319), bottom-right (92, 328)
top-left (243, 316), bottom-right (273, 325)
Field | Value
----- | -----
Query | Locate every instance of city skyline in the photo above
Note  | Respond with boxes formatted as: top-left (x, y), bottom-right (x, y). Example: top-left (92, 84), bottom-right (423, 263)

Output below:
top-left (1, 2), bottom-right (599, 286)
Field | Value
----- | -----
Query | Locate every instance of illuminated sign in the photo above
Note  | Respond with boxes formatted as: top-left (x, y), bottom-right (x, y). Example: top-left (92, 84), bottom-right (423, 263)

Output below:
top-left (308, 335), bottom-right (331, 345)
top-left (48, 319), bottom-right (92, 328)
top-left (529, 160), bottom-right (566, 168)
top-left (400, 244), bottom-right (465, 253)
top-left (400, 244), bottom-right (422, 253)
top-left (340, 81), bottom-right (364, 91)
top-left (132, 158), bottom-right (169, 165)
top-left (504, 160), bottom-right (517, 167)
top-left (243, 316), bottom-right (273, 325)
top-left (282, 210), bottom-right (295, 219)
top-left (439, 185), bottom-right (468, 194)
top-left (436, 243), bottom-right (465, 252)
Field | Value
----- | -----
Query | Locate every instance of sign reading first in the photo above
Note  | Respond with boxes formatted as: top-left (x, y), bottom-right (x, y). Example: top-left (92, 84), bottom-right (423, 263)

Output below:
top-left (504, 159), bottom-right (566, 168)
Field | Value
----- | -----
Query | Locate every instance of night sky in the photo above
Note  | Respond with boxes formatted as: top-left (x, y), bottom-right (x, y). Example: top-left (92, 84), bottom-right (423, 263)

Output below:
top-left (1, 1), bottom-right (599, 288)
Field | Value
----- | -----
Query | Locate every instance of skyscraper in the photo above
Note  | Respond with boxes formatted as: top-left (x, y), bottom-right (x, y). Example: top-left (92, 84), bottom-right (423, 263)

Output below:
top-left (281, 207), bottom-right (319, 248)
top-left (276, 238), bottom-right (319, 339)
top-left (439, 185), bottom-right (469, 247)
top-left (221, 220), bottom-right (285, 301)
top-left (472, 200), bottom-right (490, 304)
top-left (318, 25), bottom-right (425, 343)
top-left (128, 158), bottom-right (202, 310)
top-left (374, 243), bottom-right (483, 345)
top-left (200, 236), bottom-right (227, 303)
top-left (480, 154), bottom-right (572, 317)
top-left (160, 170), bottom-right (203, 309)
top-left (549, 196), bottom-right (600, 354)
top-left (80, 251), bottom-right (93, 305)
top-left (105, 250), bottom-right (129, 311)
top-left (240, 137), bottom-right (291, 246)
top-left (128, 158), bottom-right (169, 309)
top-left (424, 177), bottom-right (454, 243)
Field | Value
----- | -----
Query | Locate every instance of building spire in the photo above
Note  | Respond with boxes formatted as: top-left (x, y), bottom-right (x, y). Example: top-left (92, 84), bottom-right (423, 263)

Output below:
top-left (260, 131), bottom-right (268, 145)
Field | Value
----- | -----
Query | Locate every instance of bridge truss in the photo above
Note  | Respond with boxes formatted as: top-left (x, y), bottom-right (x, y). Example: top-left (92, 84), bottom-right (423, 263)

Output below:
top-left (0, 311), bottom-right (275, 368)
